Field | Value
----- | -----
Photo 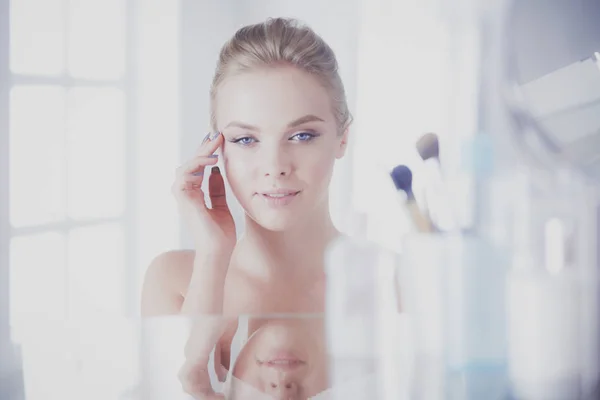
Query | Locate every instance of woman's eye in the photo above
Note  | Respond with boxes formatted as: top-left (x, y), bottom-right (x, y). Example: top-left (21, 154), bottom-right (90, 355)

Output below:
top-left (291, 132), bottom-right (317, 141)
top-left (232, 136), bottom-right (256, 146)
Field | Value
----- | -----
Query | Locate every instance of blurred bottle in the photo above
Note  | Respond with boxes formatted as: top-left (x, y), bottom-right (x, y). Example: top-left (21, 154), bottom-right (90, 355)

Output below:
top-left (325, 212), bottom-right (402, 399)
top-left (507, 169), bottom-right (584, 400)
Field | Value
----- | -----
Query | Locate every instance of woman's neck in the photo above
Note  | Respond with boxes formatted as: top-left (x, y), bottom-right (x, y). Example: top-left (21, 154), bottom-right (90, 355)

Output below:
top-left (240, 206), bottom-right (340, 273)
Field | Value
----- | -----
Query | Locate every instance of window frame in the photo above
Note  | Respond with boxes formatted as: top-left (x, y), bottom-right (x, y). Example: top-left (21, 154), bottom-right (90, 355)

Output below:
top-left (1, 0), bottom-right (12, 359)
top-left (4, 0), bottom-right (139, 334)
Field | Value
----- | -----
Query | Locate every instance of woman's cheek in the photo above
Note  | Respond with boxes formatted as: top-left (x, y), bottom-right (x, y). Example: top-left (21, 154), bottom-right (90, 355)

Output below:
top-left (305, 153), bottom-right (336, 185)
top-left (223, 153), bottom-right (251, 194)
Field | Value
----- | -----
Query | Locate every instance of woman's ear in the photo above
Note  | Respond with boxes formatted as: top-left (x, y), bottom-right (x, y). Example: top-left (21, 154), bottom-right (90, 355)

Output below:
top-left (335, 128), bottom-right (350, 159)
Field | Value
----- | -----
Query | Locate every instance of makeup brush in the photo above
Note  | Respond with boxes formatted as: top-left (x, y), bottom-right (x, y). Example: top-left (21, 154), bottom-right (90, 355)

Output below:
top-left (416, 132), bottom-right (440, 164)
top-left (415, 133), bottom-right (458, 232)
top-left (390, 165), bottom-right (435, 233)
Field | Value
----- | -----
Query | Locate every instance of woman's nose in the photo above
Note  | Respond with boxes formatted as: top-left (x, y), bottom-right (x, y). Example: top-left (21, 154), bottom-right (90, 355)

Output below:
top-left (265, 379), bottom-right (299, 399)
top-left (261, 146), bottom-right (292, 178)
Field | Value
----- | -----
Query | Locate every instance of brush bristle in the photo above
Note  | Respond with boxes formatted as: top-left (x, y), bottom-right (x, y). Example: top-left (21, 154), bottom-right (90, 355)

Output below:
top-left (390, 165), bottom-right (413, 194)
top-left (416, 132), bottom-right (439, 161)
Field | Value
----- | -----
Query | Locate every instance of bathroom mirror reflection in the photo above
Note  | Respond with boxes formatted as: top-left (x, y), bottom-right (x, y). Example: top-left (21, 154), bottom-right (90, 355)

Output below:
top-left (2, 1), bottom-right (363, 339)
top-left (9, 314), bottom-right (404, 399)
top-left (2, 0), bottom-right (419, 398)
top-left (5, 0), bottom-right (600, 398)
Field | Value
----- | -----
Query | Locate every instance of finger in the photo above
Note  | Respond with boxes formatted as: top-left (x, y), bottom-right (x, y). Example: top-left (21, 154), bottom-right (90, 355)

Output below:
top-left (208, 167), bottom-right (229, 210)
top-left (179, 364), bottom-right (217, 399)
top-left (197, 131), bottom-right (224, 157)
top-left (177, 155), bottom-right (219, 176)
top-left (177, 132), bottom-right (223, 177)
top-left (200, 132), bottom-right (211, 146)
top-left (183, 174), bottom-right (204, 186)
top-left (171, 177), bottom-right (206, 207)
top-left (172, 174), bottom-right (204, 194)
top-left (186, 382), bottom-right (225, 400)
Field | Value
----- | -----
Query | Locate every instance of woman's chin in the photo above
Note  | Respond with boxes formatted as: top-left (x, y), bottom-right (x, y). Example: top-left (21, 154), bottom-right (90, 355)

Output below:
top-left (257, 218), bottom-right (295, 232)
top-left (250, 211), bottom-right (301, 232)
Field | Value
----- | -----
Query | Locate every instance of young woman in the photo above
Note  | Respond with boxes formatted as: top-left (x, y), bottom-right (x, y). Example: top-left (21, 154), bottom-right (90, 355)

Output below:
top-left (141, 17), bottom-right (354, 398)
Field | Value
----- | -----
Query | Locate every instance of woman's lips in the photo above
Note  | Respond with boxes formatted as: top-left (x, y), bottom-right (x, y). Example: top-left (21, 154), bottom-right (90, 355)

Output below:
top-left (259, 190), bottom-right (301, 206)
top-left (260, 353), bottom-right (306, 371)
top-left (265, 359), bottom-right (305, 371)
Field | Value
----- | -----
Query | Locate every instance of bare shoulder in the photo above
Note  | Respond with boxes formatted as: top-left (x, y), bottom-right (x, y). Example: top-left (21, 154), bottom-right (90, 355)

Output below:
top-left (147, 249), bottom-right (195, 292)
top-left (140, 249), bottom-right (195, 316)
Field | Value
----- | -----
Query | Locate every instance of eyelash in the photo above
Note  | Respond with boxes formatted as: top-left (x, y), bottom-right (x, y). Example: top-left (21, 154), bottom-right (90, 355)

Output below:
top-left (230, 131), bottom-right (319, 146)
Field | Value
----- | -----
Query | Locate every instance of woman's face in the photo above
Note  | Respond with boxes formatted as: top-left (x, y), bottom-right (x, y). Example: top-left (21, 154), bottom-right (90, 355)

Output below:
top-left (215, 66), bottom-right (348, 231)
top-left (232, 318), bottom-right (329, 399)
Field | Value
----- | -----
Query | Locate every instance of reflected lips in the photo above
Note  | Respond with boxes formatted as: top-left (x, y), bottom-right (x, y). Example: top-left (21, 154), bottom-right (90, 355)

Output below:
top-left (263, 355), bottom-right (305, 371)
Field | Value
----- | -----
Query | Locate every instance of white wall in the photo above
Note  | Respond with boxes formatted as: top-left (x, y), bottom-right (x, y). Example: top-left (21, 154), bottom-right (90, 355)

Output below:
top-left (352, 0), bottom-right (455, 249)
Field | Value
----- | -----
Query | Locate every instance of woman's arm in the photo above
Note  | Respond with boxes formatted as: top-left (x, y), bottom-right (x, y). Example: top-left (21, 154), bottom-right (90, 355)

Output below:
top-left (140, 249), bottom-right (232, 398)
top-left (180, 250), bottom-right (230, 315)
top-left (140, 247), bottom-right (232, 317)
top-left (181, 250), bottom-right (232, 361)
top-left (178, 250), bottom-right (233, 399)
top-left (140, 249), bottom-right (233, 359)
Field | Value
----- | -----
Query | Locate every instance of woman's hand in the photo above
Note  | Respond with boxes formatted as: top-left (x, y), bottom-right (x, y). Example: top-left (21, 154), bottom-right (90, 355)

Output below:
top-left (178, 359), bottom-right (225, 400)
top-left (171, 132), bottom-right (236, 256)
top-left (178, 316), bottom-right (233, 399)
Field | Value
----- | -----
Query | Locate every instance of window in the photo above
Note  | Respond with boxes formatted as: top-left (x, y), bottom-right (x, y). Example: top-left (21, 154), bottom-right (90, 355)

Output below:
top-left (4, 0), bottom-right (183, 396)
top-left (8, 0), bottom-right (130, 337)
top-left (6, 0), bottom-right (140, 398)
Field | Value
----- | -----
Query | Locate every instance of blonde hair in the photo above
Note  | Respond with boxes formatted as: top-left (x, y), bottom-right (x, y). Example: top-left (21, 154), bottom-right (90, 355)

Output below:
top-left (210, 17), bottom-right (352, 133)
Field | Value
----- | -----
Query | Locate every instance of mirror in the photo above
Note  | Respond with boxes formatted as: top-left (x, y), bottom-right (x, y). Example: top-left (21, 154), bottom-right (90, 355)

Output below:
top-left (5, 313), bottom-right (402, 399)
top-left (3, 1), bottom-right (403, 398)
top-left (506, 0), bottom-right (600, 181)
top-left (6, 0), bottom-right (600, 398)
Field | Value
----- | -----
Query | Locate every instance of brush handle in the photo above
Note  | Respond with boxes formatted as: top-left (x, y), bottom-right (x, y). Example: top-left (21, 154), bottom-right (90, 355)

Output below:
top-left (422, 158), bottom-right (460, 232)
top-left (407, 200), bottom-right (435, 233)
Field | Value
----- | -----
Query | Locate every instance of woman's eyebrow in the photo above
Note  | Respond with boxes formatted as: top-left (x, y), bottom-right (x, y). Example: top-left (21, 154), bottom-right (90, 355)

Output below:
top-left (224, 121), bottom-right (259, 131)
top-left (287, 114), bottom-right (325, 128)
top-left (223, 115), bottom-right (325, 132)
